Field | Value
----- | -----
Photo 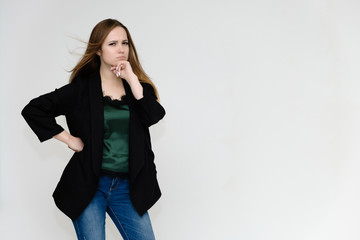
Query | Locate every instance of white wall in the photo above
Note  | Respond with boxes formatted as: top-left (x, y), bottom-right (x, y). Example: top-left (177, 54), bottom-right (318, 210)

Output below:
top-left (1, 0), bottom-right (360, 239)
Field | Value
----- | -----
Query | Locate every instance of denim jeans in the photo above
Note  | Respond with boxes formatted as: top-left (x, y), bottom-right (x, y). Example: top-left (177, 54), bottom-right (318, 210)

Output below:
top-left (73, 176), bottom-right (155, 240)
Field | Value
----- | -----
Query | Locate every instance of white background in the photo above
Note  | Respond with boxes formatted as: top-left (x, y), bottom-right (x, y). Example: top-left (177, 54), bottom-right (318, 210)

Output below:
top-left (1, 0), bottom-right (360, 239)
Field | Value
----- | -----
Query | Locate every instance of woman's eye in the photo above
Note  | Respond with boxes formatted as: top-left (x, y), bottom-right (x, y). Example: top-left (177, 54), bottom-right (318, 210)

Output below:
top-left (123, 42), bottom-right (129, 45)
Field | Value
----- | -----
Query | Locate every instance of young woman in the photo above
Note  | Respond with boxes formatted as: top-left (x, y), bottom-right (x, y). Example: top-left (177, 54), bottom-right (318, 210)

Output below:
top-left (21, 18), bottom-right (165, 240)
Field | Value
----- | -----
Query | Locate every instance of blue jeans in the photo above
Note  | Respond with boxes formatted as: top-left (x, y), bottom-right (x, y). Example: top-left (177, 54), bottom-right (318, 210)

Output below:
top-left (73, 176), bottom-right (155, 240)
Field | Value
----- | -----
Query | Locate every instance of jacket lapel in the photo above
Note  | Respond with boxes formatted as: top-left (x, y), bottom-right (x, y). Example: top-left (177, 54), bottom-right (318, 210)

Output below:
top-left (88, 72), bottom-right (104, 177)
top-left (123, 81), bottom-right (145, 181)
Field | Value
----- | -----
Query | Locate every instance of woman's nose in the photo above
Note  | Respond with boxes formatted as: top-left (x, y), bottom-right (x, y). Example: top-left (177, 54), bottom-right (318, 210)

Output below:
top-left (117, 45), bottom-right (124, 52)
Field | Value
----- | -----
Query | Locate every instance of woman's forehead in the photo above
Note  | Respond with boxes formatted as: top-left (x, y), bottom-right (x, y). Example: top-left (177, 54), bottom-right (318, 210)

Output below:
top-left (105, 27), bottom-right (128, 41)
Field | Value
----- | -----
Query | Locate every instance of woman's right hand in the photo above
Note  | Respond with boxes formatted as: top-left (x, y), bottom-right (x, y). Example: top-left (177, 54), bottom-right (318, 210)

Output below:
top-left (67, 136), bottom-right (84, 152)
top-left (54, 130), bottom-right (84, 152)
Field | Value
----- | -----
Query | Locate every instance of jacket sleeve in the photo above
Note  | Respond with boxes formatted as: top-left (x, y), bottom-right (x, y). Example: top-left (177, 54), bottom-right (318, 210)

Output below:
top-left (21, 83), bottom-right (77, 142)
top-left (134, 83), bottom-right (166, 127)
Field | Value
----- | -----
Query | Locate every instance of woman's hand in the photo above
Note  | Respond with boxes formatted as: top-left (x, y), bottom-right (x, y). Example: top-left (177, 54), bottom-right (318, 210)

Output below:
top-left (54, 130), bottom-right (84, 152)
top-left (110, 61), bottom-right (144, 99)
top-left (110, 61), bottom-right (137, 82)
top-left (67, 136), bottom-right (84, 152)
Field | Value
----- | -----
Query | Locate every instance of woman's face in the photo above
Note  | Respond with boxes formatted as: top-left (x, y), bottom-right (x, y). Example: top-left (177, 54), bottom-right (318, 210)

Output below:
top-left (98, 27), bottom-right (129, 67)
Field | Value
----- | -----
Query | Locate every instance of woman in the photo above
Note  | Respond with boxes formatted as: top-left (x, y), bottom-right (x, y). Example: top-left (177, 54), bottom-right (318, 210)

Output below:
top-left (21, 18), bottom-right (165, 239)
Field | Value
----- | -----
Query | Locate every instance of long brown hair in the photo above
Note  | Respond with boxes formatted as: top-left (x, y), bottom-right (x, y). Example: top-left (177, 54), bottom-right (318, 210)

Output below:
top-left (69, 19), bottom-right (159, 98)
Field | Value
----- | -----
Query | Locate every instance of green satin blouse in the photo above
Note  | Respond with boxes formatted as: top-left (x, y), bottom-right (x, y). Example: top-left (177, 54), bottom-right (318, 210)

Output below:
top-left (101, 96), bottom-right (130, 173)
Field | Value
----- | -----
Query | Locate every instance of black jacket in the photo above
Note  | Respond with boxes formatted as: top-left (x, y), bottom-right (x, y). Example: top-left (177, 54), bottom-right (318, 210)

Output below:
top-left (21, 71), bottom-right (165, 221)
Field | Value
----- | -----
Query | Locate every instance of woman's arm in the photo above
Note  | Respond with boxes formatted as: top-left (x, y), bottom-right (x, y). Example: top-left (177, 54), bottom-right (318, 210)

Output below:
top-left (111, 62), bottom-right (166, 127)
top-left (132, 80), bottom-right (166, 127)
top-left (126, 73), bottom-right (144, 100)
top-left (21, 82), bottom-right (80, 143)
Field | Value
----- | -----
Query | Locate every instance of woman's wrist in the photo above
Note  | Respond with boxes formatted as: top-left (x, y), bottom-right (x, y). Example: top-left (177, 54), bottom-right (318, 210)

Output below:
top-left (54, 130), bottom-right (72, 145)
top-left (126, 73), bottom-right (139, 84)
top-left (127, 74), bottom-right (144, 100)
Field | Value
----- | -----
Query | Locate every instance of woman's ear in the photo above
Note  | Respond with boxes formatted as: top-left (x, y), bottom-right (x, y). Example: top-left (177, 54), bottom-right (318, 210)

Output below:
top-left (96, 49), bottom-right (101, 56)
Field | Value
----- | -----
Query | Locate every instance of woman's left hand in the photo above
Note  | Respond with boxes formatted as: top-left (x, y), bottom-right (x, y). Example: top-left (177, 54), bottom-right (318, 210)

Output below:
top-left (110, 61), bottom-right (137, 82)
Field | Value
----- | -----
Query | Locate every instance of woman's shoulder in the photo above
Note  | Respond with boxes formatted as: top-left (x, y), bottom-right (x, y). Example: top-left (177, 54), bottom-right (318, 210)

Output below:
top-left (140, 82), bottom-right (155, 92)
top-left (52, 75), bottom-right (90, 98)
top-left (65, 74), bottom-right (95, 92)
top-left (71, 75), bottom-right (89, 85)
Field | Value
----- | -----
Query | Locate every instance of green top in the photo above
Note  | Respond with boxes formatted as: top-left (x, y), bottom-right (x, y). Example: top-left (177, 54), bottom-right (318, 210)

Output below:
top-left (101, 97), bottom-right (130, 173)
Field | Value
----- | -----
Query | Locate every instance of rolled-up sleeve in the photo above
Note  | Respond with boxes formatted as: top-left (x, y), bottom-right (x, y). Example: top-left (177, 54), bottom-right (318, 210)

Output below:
top-left (134, 83), bottom-right (166, 127)
top-left (21, 83), bottom-right (77, 142)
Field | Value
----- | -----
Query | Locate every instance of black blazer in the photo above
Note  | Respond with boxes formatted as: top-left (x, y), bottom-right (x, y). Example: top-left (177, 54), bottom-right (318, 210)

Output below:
top-left (21, 71), bottom-right (166, 221)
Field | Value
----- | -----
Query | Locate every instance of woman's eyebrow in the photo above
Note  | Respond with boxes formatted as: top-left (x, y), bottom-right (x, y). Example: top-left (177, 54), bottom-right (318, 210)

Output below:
top-left (107, 39), bottom-right (128, 43)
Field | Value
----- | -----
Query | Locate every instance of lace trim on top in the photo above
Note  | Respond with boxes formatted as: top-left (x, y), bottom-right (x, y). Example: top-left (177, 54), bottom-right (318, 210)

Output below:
top-left (103, 93), bottom-right (128, 107)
